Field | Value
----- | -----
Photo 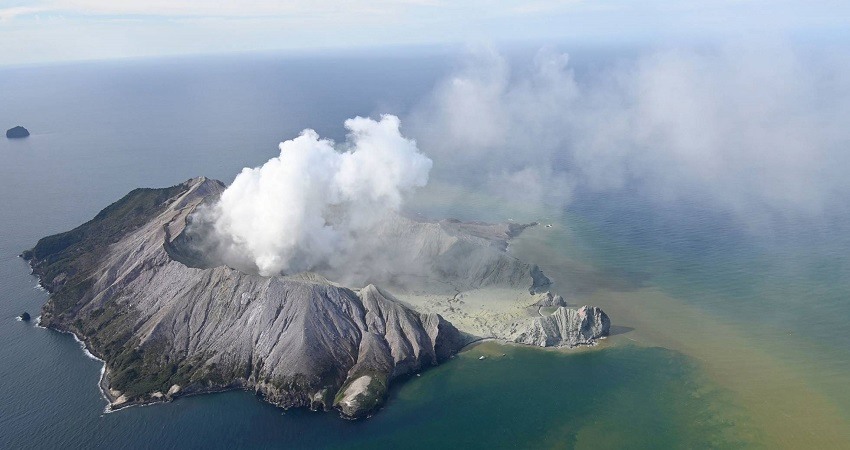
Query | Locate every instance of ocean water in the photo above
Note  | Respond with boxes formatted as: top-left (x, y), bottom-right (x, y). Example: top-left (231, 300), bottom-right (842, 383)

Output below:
top-left (1, 51), bottom-right (848, 448)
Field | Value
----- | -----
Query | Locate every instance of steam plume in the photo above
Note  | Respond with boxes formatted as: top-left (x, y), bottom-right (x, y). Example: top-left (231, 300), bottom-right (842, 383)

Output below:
top-left (202, 114), bottom-right (431, 276)
top-left (409, 43), bottom-right (850, 225)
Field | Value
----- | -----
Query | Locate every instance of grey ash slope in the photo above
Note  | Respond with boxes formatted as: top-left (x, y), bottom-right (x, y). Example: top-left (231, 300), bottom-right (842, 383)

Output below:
top-left (25, 177), bottom-right (465, 418)
top-left (24, 176), bottom-right (610, 418)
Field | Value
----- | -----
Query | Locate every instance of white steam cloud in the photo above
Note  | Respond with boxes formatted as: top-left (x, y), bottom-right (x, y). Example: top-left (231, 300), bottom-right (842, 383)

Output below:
top-left (409, 43), bottom-right (850, 224)
top-left (191, 41), bottom-right (849, 280)
top-left (202, 114), bottom-right (431, 276)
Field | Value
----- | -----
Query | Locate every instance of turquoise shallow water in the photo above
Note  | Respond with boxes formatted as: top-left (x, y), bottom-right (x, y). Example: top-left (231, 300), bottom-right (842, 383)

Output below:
top-left (1, 52), bottom-right (848, 448)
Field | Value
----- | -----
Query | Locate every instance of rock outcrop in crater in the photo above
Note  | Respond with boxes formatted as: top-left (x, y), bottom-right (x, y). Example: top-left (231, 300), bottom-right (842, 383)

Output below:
top-left (512, 306), bottom-right (610, 347)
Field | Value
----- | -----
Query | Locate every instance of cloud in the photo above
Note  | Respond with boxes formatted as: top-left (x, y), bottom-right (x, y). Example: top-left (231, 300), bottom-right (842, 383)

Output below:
top-left (196, 114), bottom-right (432, 277)
top-left (409, 42), bottom-right (850, 224)
top-left (3, 1), bottom-right (848, 66)
top-left (0, 6), bottom-right (48, 21)
top-left (408, 45), bottom-right (582, 210)
top-left (0, 0), bottom-right (440, 19)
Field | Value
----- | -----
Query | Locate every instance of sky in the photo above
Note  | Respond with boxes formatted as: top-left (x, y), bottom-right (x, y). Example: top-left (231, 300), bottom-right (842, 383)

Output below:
top-left (1, 1), bottom-right (849, 66)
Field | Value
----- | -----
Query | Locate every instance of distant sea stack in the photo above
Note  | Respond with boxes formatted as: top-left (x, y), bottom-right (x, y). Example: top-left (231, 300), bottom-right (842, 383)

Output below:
top-left (6, 126), bottom-right (30, 138)
top-left (20, 312), bottom-right (31, 321)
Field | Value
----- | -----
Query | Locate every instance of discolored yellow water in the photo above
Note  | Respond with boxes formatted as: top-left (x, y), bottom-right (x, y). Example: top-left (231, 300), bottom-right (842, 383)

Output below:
top-left (509, 223), bottom-right (850, 449)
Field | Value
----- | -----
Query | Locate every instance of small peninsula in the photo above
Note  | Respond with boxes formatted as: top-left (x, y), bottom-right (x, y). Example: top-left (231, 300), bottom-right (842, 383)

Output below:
top-left (6, 126), bottom-right (30, 138)
top-left (23, 177), bottom-right (609, 418)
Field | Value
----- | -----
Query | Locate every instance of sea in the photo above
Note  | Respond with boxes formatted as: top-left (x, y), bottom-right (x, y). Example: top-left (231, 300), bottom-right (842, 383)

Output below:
top-left (1, 49), bottom-right (849, 449)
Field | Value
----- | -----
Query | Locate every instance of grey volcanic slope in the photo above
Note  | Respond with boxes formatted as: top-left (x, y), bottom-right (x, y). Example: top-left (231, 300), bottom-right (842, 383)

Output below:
top-left (24, 177), bottom-right (466, 418)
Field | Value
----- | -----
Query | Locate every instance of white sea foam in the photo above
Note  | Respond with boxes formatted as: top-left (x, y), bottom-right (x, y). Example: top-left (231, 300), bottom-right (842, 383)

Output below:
top-left (69, 331), bottom-right (103, 362)
top-left (43, 323), bottom-right (112, 411)
top-left (98, 363), bottom-right (112, 414)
